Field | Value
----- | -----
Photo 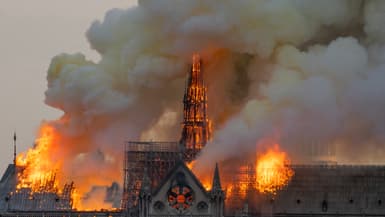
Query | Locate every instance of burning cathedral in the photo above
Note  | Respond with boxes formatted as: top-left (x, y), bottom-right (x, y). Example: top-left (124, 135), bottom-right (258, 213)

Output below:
top-left (1, 55), bottom-right (385, 217)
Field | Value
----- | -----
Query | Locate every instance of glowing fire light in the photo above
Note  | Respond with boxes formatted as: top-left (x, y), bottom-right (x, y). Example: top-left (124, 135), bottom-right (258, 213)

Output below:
top-left (201, 179), bottom-right (211, 191)
top-left (187, 161), bottom-right (195, 170)
top-left (15, 124), bottom-right (80, 208)
top-left (16, 124), bottom-right (61, 192)
top-left (256, 144), bottom-right (294, 195)
top-left (187, 160), bottom-right (211, 191)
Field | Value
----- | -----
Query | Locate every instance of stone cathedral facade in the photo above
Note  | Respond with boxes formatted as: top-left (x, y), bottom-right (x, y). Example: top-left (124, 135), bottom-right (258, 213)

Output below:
top-left (138, 162), bottom-right (224, 217)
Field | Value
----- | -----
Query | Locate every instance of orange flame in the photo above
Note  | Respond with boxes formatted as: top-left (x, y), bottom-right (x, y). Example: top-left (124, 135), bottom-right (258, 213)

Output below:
top-left (201, 178), bottom-right (211, 191)
top-left (15, 124), bottom-right (82, 209)
top-left (15, 122), bottom-right (121, 210)
top-left (186, 161), bottom-right (195, 170)
top-left (256, 144), bottom-right (294, 195)
top-left (187, 160), bottom-right (211, 191)
top-left (16, 124), bottom-right (61, 192)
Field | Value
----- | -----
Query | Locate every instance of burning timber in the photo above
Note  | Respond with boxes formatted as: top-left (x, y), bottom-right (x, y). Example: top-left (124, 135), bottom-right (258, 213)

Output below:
top-left (121, 141), bottom-right (180, 209)
top-left (2, 55), bottom-right (385, 217)
top-left (0, 164), bottom-right (73, 211)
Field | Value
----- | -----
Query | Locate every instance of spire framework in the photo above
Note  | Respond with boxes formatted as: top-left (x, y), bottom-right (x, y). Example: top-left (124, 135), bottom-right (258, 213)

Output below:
top-left (180, 54), bottom-right (211, 162)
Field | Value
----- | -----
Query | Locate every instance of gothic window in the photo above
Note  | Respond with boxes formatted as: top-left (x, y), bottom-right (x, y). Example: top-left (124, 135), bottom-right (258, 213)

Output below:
top-left (167, 185), bottom-right (194, 210)
top-left (197, 201), bottom-right (208, 212)
top-left (153, 201), bottom-right (165, 212)
top-left (167, 172), bottom-right (194, 211)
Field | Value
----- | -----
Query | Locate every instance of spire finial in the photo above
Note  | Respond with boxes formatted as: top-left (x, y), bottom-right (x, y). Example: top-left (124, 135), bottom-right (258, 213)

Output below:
top-left (212, 162), bottom-right (222, 191)
top-left (13, 131), bottom-right (17, 165)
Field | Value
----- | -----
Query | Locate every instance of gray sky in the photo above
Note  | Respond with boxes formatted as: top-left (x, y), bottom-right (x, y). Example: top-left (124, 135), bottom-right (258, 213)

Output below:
top-left (0, 0), bottom-right (137, 174)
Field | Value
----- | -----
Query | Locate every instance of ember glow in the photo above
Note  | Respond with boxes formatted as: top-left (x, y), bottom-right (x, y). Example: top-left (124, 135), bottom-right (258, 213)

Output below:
top-left (256, 144), bottom-right (294, 195)
top-left (225, 181), bottom-right (248, 200)
top-left (223, 164), bottom-right (253, 201)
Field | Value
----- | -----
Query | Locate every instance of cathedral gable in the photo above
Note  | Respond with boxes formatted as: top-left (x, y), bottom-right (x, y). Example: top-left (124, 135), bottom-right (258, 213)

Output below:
top-left (149, 162), bottom-right (211, 216)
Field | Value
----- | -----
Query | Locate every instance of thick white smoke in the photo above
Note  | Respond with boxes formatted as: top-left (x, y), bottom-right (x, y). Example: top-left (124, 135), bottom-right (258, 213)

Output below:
top-left (42, 0), bottom-right (385, 202)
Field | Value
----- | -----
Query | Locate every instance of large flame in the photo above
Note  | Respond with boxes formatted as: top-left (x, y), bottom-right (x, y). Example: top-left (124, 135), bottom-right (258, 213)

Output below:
top-left (15, 124), bottom-right (83, 208)
top-left (16, 124), bottom-right (61, 192)
top-left (14, 123), bottom-right (109, 210)
top-left (256, 144), bottom-right (294, 195)
top-left (189, 142), bottom-right (293, 199)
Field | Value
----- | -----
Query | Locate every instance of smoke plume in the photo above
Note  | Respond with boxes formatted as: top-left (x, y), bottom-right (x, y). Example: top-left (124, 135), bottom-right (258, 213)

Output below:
top-left (34, 0), bottom-right (385, 206)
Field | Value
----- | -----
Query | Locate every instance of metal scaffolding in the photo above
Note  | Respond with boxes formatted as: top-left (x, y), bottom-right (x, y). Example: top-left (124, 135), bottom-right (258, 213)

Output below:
top-left (121, 141), bottom-right (181, 210)
top-left (221, 160), bottom-right (257, 215)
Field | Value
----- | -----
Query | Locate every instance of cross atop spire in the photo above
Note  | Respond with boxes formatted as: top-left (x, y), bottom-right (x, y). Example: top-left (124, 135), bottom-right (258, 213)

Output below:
top-left (212, 163), bottom-right (222, 191)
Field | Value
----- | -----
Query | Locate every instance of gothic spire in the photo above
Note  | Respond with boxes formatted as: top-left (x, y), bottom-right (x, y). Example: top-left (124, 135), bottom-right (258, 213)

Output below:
top-left (212, 163), bottom-right (222, 191)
